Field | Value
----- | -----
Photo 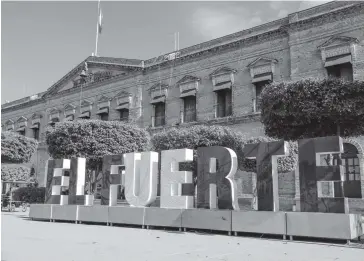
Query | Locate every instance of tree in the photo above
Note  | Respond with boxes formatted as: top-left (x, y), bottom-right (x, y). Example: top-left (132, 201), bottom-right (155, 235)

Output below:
top-left (151, 125), bottom-right (297, 175)
top-left (1, 131), bottom-right (38, 182)
top-left (260, 78), bottom-right (364, 140)
top-left (260, 78), bottom-right (364, 210)
top-left (1, 131), bottom-right (38, 164)
top-left (45, 120), bottom-right (150, 194)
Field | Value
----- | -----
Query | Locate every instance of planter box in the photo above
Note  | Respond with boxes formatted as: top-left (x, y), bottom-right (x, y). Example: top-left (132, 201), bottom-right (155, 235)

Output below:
top-left (29, 204), bottom-right (52, 220)
top-left (181, 209), bottom-right (231, 232)
top-left (232, 211), bottom-right (286, 235)
top-left (52, 205), bottom-right (78, 221)
top-left (286, 212), bottom-right (364, 240)
top-left (77, 205), bottom-right (108, 223)
top-left (108, 206), bottom-right (145, 226)
top-left (145, 207), bottom-right (182, 228)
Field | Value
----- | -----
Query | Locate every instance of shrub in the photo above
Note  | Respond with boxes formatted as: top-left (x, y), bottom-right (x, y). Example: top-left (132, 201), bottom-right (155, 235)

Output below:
top-left (1, 131), bottom-right (38, 164)
top-left (1, 165), bottom-right (30, 182)
top-left (151, 125), bottom-right (297, 174)
top-left (45, 120), bottom-right (150, 168)
top-left (12, 187), bottom-right (45, 203)
top-left (260, 78), bottom-right (364, 140)
top-left (45, 120), bottom-right (151, 193)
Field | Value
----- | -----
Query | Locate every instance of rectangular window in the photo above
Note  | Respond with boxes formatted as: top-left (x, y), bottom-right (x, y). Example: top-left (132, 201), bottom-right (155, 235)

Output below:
top-left (154, 102), bottom-right (165, 127)
top-left (100, 113), bottom-right (109, 121)
top-left (183, 96), bottom-right (196, 123)
top-left (33, 128), bottom-right (40, 140)
top-left (326, 62), bottom-right (353, 82)
top-left (254, 80), bottom-right (270, 112)
top-left (119, 109), bottom-right (129, 121)
top-left (216, 89), bottom-right (232, 118)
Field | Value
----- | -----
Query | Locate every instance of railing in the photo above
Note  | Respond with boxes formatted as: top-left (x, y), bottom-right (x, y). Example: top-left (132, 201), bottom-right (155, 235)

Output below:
top-left (152, 116), bottom-right (165, 127)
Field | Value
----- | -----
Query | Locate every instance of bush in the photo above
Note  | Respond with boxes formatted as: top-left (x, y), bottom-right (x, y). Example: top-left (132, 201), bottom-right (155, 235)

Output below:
top-left (12, 187), bottom-right (45, 203)
top-left (260, 78), bottom-right (364, 140)
top-left (1, 131), bottom-right (38, 164)
top-left (45, 120), bottom-right (151, 193)
top-left (1, 165), bottom-right (30, 182)
top-left (151, 125), bottom-right (297, 174)
top-left (45, 120), bottom-right (151, 168)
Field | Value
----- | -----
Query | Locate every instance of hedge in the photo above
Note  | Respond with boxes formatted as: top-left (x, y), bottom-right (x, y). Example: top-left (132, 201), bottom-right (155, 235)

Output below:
top-left (151, 125), bottom-right (297, 174)
top-left (45, 120), bottom-right (151, 168)
top-left (1, 165), bottom-right (30, 182)
top-left (1, 131), bottom-right (38, 164)
top-left (12, 187), bottom-right (45, 203)
top-left (260, 78), bottom-right (364, 140)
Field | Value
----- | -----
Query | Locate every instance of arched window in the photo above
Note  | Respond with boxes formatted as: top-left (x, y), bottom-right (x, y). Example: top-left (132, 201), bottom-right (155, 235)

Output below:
top-left (333, 143), bottom-right (360, 181)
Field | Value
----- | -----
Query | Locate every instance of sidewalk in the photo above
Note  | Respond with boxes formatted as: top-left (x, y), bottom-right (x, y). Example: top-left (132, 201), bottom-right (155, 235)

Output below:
top-left (2, 211), bottom-right (363, 261)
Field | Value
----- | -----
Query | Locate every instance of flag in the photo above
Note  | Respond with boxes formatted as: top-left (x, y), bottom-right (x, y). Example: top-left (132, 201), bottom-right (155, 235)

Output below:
top-left (98, 8), bottom-right (103, 34)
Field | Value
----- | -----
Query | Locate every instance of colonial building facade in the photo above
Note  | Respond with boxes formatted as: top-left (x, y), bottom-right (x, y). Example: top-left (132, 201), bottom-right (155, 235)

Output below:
top-left (2, 1), bottom-right (364, 211)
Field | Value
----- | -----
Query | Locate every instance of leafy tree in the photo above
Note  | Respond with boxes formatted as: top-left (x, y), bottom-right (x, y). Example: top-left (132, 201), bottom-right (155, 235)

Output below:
top-left (45, 120), bottom-right (150, 193)
top-left (260, 78), bottom-right (364, 140)
top-left (1, 131), bottom-right (38, 183)
top-left (1, 131), bottom-right (38, 164)
top-left (151, 125), bottom-right (297, 175)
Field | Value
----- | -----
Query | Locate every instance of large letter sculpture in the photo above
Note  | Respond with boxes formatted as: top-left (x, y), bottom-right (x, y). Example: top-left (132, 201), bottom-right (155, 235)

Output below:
top-left (45, 158), bottom-right (86, 205)
top-left (160, 149), bottom-right (194, 209)
top-left (196, 146), bottom-right (239, 210)
top-left (242, 141), bottom-right (288, 211)
top-left (68, 158), bottom-right (86, 205)
top-left (101, 155), bottom-right (124, 206)
top-left (124, 152), bottom-right (159, 207)
top-left (298, 136), bottom-right (346, 213)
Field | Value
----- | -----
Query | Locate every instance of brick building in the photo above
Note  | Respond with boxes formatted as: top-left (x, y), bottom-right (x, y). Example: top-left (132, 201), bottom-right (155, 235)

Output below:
top-left (2, 1), bottom-right (364, 211)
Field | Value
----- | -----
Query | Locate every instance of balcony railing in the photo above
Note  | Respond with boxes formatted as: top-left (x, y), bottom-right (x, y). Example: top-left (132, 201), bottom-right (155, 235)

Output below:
top-left (152, 115), bottom-right (165, 127)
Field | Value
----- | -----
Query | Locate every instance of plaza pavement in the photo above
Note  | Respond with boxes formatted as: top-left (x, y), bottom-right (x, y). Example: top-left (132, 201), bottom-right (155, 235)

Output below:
top-left (1, 210), bottom-right (363, 261)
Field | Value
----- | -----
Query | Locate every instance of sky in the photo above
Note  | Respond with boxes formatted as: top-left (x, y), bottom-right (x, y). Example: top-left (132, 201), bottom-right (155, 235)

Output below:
top-left (1, 1), bottom-right (331, 104)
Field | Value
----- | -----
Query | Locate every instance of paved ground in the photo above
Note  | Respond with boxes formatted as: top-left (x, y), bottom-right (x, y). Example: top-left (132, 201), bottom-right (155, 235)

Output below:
top-left (1, 210), bottom-right (363, 261)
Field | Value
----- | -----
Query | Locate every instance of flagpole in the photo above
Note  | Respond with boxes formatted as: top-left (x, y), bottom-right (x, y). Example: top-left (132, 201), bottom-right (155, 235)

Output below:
top-left (95, 0), bottom-right (101, 56)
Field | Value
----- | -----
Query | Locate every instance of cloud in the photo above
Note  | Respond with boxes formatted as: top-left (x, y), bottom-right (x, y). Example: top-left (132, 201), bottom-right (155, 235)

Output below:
top-left (298, 0), bottom-right (331, 11)
top-left (278, 9), bottom-right (289, 18)
top-left (191, 7), bottom-right (263, 40)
